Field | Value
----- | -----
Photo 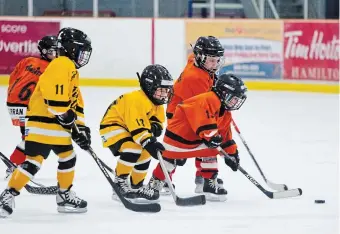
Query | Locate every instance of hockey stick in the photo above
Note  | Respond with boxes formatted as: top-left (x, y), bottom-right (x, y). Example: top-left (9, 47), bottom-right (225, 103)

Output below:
top-left (0, 152), bottom-right (58, 195)
top-left (217, 147), bottom-right (302, 199)
top-left (73, 125), bottom-right (160, 213)
top-left (232, 120), bottom-right (288, 191)
top-left (157, 152), bottom-right (206, 206)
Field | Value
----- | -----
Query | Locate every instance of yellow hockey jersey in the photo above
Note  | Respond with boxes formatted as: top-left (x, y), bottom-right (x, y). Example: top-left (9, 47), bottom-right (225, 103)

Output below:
top-left (100, 89), bottom-right (165, 148)
top-left (25, 56), bottom-right (85, 145)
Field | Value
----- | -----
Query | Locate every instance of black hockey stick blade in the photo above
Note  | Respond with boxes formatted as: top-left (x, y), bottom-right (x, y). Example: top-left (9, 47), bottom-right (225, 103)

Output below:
top-left (217, 148), bottom-right (302, 199)
top-left (0, 152), bottom-right (58, 195)
top-left (87, 147), bottom-right (161, 213)
top-left (175, 195), bottom-right (206, 206)
top-left (157, 152), bottom-right (206, 207)
top-left (238, 166), bottom-right (302, 199)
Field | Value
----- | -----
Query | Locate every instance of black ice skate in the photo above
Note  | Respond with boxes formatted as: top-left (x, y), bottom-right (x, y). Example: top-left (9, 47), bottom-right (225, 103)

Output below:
top-left (0, 188), bottom-right (19, 218)
top-left (148, 175), bottom-right (167, 195)
top-left (129, 180), bottom-right (160, 204)
top-left (203, 176), bottom-right (228, 202)
top-left (195, 175), bottom-right (224, 194)
top-left (161, 182), bottom-right (175, 196)
top-left (56, 185), bottom-right (87, 213)
top-left (112, 174), bottom-right (133, 201)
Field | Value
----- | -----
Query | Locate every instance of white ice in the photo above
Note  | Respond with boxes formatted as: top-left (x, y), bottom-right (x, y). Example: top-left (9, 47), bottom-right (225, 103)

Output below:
top-left (0, 87), bottom-right (338, 234)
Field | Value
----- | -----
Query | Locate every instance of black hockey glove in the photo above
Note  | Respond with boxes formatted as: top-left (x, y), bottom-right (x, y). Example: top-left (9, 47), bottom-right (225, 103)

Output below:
top-left (224, 150), bottom-right (240, 172)
top-left (151, 122), bottom-right (163, 137)
top-left (56, 109), bottom-right (76, 127)
top-left (72, 125), bottom-right (91, 150)
top-left (142, 137), bottom-right (165, 160)
top-left (203, 135), bottom-right (223, 149)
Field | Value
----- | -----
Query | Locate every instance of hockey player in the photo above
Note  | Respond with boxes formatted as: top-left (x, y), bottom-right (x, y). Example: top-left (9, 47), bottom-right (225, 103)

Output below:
top-left (99, 64), bottom-right (173, 203)
top-left (5, 35), bottom-right (58, 179)
top-left (151, 36), bottom-right (226, 194)
top-left (149, 73), bottom-right (247, 201)
top-left (0, 27), bottom-right (93, 217)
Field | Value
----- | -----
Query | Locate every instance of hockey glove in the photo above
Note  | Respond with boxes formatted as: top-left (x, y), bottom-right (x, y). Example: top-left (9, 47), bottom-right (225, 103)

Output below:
top-left (56, 109), bottom-right (76, 127)
top-left (151, 122), bottom-right (163, 137)
top-left (203, 135), bottom-right (223, 149)
top-left (72, 125), bottom-right (91, 150)
top-left (224, 150), bottom-right (240, 172)
top-left (142, 137), bottom-right (165, 160)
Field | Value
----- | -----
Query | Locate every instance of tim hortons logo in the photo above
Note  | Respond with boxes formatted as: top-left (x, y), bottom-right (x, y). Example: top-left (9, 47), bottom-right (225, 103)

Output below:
top-left (284, 30), bottom-right (339, 61)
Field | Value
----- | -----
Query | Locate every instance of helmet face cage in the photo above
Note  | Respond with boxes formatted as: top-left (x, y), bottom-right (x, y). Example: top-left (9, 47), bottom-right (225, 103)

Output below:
top-left (198, 53), bottom-right (225, 73)
top-left (74, 44), bottom-right (92, 68)
top-left (57, 28), bottom-right (92, 68)
top-left (214, 75), bottom-right (247, 111)
top-left (222, 92), bottom-right (247, 111)
top-left (152, 82), bottom-right (174, 105)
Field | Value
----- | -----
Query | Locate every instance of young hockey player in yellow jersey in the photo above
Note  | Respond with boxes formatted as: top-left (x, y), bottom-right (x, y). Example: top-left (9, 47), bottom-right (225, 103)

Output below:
top-left (100, 64), bottom-right (173, 203)
top-left (0, 27), bottom-right (93, 217)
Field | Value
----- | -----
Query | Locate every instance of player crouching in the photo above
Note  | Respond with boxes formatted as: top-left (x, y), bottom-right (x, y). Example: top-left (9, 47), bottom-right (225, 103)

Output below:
top-left (99, 64), bottom-right (173, 203)
top-left (148, 74), bottom-right (247, 201)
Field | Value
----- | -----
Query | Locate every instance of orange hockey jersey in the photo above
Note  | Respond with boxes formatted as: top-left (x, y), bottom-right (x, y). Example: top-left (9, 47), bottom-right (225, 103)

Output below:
top-left (7, 57), bottom-right (49, 126)
top-left (162, 91), bottom-right (237, 159)
top-left (166, 54), bottom-right (215, 119)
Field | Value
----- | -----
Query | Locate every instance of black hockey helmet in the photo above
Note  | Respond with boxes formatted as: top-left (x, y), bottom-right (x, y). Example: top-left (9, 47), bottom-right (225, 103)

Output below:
top-left (138, 64), bottom-right (174, 105)
top-left (193, 36), bottom-right (224, 73)
top-left (213, 73), bottom-right (247, 111)
top-left (38, 35), bottom-right (57, 62)
top-left (57, 27), bottom-right (92, 69)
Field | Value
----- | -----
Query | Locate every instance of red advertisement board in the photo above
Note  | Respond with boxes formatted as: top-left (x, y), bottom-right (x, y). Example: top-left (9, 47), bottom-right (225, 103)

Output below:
top-left (0, 20), bottom-right (60, 74)
top-left (283, 21), bottom-right (339, 81)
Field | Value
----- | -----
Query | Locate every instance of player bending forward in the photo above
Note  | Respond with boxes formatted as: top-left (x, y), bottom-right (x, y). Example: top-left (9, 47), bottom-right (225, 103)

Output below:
top-left (152, 36), bottom-right (227, 195)
top-left (149, 74), bottom-right (247, 201)
top-left (5, 35), bottom-right (58, 179)
top-left (0, 27), bottom-right (93, 218)
top-left (100, 64), bottom-right (173, 203)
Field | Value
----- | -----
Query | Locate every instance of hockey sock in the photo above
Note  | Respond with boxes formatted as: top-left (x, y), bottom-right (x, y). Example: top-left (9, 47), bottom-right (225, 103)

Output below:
top-left (196, 157), bottom-right (218, 179)
top-left (8, 155), bottom-right (44, 191)
top-left (153, 161), bottom-right (176, 181)
top-left (115, 142), bottom-right (141, 177)
top-left (130, 149), bottom-right (151, 186)
top-left (195, 158), bottom-right (202, 177)
top-left (9, 140), bottom-right (26, 165)
top-left (57, 150), bottom-right (76, 190)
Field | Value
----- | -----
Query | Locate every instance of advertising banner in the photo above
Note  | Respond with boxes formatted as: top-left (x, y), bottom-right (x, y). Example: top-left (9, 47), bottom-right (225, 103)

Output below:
top-left (0, 20), bottom-right (60, 74)
top-left (185, 20), bottom-right (283, 79)
top-left (283, 21), bottom-right (339, 81)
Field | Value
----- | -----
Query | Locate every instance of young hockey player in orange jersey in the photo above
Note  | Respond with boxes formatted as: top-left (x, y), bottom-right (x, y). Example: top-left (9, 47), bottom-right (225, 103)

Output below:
top-left (5, 36), bottom-right (58, 179)
top-left (149, 73), bottom-right (247, 201)
top-left (152, 36), bottom-right (227, 194)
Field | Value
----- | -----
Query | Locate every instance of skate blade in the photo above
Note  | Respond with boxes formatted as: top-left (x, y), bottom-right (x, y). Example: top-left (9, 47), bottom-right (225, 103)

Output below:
top-left (131, 198), bottom-right (160, 204)
top-left (57, 206), bottom-right (87, 213)
top-left (160, 189), bottom-right (171, 196)
top-left (0, 209), bottom-right (11, 218)
top-left (203, 193), bottom-right (227, 202)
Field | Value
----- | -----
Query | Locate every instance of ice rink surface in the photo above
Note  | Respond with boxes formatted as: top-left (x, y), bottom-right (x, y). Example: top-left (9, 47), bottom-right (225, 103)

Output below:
top-left (0, 87), bottom-right (338, 234)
